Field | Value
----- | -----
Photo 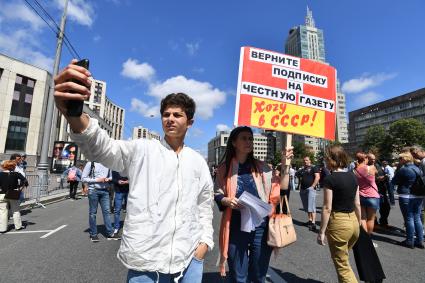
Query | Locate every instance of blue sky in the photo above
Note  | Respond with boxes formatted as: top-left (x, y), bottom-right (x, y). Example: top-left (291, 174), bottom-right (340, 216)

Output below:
top-left (1, 0), bottom-right (424, 156)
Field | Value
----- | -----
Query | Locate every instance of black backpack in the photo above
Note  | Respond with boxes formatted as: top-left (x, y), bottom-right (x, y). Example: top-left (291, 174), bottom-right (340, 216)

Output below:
top-left (410, 168), bottom-right (425, 196)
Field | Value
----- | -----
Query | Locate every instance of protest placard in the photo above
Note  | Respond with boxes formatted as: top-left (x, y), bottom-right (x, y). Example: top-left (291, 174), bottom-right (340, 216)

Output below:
top-left (235, 46), bottom-right (336, 140)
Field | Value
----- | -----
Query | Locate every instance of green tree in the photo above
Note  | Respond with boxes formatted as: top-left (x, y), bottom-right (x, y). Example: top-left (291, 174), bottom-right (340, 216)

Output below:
top-left (362, 125), bottom-right (387, 153)
top-left (292, 141), bottom-right (315, 168)
top-left (316, 140), bottom-right (342, 164)
top-left (388, 118), bottom-right (425, 153)
top-left (272, 150), bottom-right (281, 167)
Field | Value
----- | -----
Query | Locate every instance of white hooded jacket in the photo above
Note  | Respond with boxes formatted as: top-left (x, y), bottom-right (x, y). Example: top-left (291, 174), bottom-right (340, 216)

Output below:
top-left (70, 118), bottom-right (214, 274)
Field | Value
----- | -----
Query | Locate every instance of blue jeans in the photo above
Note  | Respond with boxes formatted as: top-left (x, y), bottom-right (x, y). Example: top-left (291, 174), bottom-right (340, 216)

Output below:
top-left (228, 211), bottom-right (272, 283)
top-left (399, 197), bottom-right (424, 245)
top-left (114, 191), bottom-right (128, 230)
top-left (88, 189), bottom-right (113, 237)
top-left (126, 257), bottom-right (204, 283)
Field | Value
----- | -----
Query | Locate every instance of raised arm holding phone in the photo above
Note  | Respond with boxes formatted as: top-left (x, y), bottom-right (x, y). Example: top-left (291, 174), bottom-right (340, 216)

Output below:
top-left (54, 60), bottom-right (214, 283)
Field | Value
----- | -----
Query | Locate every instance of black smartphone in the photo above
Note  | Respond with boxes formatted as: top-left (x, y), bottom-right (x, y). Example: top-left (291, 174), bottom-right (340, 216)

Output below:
top-left (67, 59), bottom-right (90, 117)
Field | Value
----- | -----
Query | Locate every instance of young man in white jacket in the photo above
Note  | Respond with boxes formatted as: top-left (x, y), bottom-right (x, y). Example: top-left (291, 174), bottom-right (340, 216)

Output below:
top-left (54, 61), bottom-right (214, 283)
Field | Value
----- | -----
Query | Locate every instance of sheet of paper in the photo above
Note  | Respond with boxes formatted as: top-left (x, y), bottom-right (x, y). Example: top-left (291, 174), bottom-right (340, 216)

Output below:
top-left (240, 207), bottom-right (255, 232)
top-left (238, 191), bottom-right (273, 232)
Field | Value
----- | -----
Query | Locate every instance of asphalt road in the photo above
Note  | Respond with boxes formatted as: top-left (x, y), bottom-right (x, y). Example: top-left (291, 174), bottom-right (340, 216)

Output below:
top-left (0, 191), bottom-right (424, 283)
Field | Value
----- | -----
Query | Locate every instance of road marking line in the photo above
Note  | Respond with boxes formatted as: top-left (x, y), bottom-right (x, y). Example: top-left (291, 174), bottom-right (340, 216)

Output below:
top-left (6, 230), bottom-right (51, 234)
top-left (40, 225), bottom-right (67, 239)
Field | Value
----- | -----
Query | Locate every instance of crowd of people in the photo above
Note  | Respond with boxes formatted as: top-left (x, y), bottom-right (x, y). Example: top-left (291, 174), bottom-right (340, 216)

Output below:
top-left (2, 60), bottom-right (423, 282)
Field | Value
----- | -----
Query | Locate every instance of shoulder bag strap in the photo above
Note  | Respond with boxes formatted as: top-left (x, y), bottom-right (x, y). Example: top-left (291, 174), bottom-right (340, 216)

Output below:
top-left (283, 195), bottom-right (291, 216)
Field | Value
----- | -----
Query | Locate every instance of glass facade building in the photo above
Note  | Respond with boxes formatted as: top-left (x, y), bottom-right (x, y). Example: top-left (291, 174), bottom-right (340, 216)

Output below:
top-left (283, 7), bottom-right (348, 152)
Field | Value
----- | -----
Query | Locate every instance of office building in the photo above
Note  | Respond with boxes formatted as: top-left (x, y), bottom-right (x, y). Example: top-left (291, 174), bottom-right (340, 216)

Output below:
top-left (336, 81), bottom-right (349, 143)
top-left (0, 53), bottom-right (52, 158)
top-left (284, 7), bottom-right (348, 155)
top-left (207, 131), bottom-right (275, 167)
top-left (0, 53), bottom-right (125, 164)
top-left (132, 126), bottom-right (161, 141)
top-left (348, 88), bottom-right (425, 150)
top-left (57, 79), bottom-right (125, 141)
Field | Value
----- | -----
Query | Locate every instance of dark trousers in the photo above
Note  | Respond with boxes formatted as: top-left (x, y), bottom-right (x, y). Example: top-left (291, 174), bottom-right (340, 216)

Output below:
top-left (228, 211), bottom-right (273, 283)
top-left (69, 181), bottom-right (78, 199)
top-left (387, 181), bottom-right (395, 205)
top-left (379, 191), bottom-right (391, 225)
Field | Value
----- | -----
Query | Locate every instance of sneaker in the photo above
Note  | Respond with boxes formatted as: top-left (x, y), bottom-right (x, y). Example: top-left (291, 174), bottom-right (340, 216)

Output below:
top-left (113, 229), bottom-right (119, 234)
top-left (90, 235), bottom-right (100, 242)
top-left (107, 233), bottom-right (121, 241)
top-left (311, 224), bottom-right (318, 233)
top-left (306, 220), bottom-right (313, 228)
top-left (15, 224), bottom-right (26, 231)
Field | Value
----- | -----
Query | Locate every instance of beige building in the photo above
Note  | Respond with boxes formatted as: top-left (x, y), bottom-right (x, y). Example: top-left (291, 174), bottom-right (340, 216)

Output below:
top-left (207, 131), bottom-right (275, 167)
top-left (57, 79), bottom-right (124, 141)
top-left (0, 53), bottom-right (125, 165)
top-left (0, 53), bottom-right (51, 157)
top-left (336, 81), bottom-right (349, 143)
top-left (132, 126), bottom-right (161, 141)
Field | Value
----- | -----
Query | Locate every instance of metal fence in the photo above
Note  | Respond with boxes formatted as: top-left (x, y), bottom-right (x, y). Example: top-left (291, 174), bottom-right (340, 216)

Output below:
top-left (23, 173), bottom-right (70, 205)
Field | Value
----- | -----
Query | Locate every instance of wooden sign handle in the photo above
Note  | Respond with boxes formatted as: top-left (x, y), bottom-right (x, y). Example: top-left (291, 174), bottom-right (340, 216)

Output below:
top-left (280, 133), bottom-right (292, 190)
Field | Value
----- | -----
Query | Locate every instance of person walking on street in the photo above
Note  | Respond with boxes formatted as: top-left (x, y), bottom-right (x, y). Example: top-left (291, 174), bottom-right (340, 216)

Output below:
top-left (409, 146), bottom-right (425, 228)
top-left (10, 154), bottom-right (26, 203)
top-left (214, 126), bottom-right (293, 282)
top-left (112, 171), bottom-right (129, 234)
top-left (318, 145), bottom-right (361, 283)
top-left (63, 164), bottom-right (83, 200)
top-left (392, 151), bottom-right (424, 249)
top-left (369, 154), bottom-right (391, 228)
top-left (382, 161), bottom-right (395, 206)
top-left (82, 161), bottom-right (117, 242)
top-left (54, 62), bottom-right (213, 283)
top-left (10, 154), bottom-right (25, 178)
top-left (353, 152), bottom-right (379, 237)
top-left (0, 160), bottom-right (28, 233)
top-left (296, 156), bottom-right (320, 232)
top-left (20, 154), bottom-right (28, 171)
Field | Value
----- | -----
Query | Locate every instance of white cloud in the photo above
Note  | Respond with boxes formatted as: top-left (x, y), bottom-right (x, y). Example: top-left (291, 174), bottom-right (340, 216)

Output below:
top-left (55, 0), bottom-right (95, 27)
top-left (0, 2), bottom-right (45, 30)
top-left (130, 98), bottom-right (159, 118)
top-left (123, 59), bottom-right (226, 120)
top-left (121, 59), bottom-right (155, 81)
top-left (216, 124), bottom-right (230, 132)
top-left (186, 42), bottom-right (200, 56)
top-left (149, 76), bottom-right (226, 119)
top-left (0, 29), bottom-right (53, 70)
top-left (354, 91), bottom-right (382, 107)
top-left (342, 73), bottom-right (397, 93)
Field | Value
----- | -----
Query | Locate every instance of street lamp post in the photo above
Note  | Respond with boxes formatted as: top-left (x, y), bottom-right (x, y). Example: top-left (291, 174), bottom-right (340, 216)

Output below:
top-left (36, 0), bottom-right (69, 207)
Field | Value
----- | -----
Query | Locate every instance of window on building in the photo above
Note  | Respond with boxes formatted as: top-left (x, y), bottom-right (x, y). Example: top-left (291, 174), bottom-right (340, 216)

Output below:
top-left (5, 115), bottom-right (29, 151)
top-left (6, 75), bottom-right (36, 151)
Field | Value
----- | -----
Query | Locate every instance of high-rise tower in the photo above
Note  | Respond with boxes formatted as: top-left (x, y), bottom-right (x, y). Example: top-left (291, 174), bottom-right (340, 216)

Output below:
top-left (281, 7), bottom-right (348, 157)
